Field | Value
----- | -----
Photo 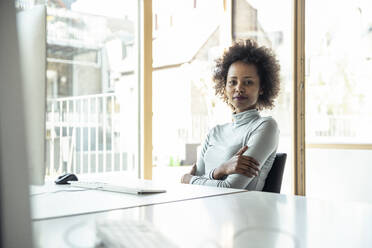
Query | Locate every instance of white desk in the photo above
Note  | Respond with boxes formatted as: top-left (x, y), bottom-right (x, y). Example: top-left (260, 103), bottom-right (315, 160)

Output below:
top-left (30, 179), bottom-right (245, 220)
top-left (33, 190), bottom-right (372, 248)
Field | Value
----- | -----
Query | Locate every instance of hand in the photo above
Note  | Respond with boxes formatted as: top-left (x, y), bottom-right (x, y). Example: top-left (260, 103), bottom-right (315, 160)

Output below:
top-left (181, 173), bottom-right (193, 184)
top-left (181, 163), bottom-right (197, 184)
top-left (213, 146), bottom-right (260, 179)
top-left (190, 163), bottom-right (196, 175)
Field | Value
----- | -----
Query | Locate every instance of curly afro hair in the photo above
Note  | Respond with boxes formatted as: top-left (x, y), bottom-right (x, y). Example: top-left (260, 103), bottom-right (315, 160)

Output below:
top-left (212, 39), bottom-right (280, 110)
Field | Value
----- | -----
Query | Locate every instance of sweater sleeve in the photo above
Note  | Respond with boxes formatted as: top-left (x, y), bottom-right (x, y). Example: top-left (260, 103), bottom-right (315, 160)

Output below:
top-left (192, 129), bottom-right (212, 177)
top-left (190, 118), bottom-right (279, 188)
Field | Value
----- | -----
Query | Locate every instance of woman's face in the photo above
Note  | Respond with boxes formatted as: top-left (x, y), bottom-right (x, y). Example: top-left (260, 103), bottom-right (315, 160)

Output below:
top-left (225, 61), bottom-right (262, 113)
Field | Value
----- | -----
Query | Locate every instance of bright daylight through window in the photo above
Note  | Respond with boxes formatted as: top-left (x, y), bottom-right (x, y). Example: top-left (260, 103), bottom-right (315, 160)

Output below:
top-left (16, 0), bottom-right (140, 179)
top-left (152, 0), bottom-right (293, 195)
top-left (305, 0), bottom-right (372, 202)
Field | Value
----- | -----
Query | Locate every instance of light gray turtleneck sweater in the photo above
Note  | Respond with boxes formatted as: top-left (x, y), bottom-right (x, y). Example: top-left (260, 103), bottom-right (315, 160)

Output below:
top-left (190, 109), bottom-right (279, 190)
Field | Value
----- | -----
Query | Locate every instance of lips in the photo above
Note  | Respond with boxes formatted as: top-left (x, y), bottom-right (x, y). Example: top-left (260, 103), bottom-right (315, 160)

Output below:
top-left (233, 96), bottom-right (248, 101)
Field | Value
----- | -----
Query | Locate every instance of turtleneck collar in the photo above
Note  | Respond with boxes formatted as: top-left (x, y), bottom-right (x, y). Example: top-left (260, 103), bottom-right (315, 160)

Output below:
top-left (232, 109), bottom-right (260, 126)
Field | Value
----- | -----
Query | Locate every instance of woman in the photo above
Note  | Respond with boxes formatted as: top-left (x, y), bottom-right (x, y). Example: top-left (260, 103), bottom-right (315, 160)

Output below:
top-left (181, 39), bottom-right (280, 190)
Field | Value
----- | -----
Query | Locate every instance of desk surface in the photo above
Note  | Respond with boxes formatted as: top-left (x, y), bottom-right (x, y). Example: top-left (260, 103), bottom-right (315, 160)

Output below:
top-left (33, 191), bottom-right (372, 248)
top-left (30, 178), bottom-right (245, 220)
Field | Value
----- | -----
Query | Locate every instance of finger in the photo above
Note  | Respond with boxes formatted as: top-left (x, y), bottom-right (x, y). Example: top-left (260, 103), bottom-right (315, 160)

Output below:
top-left (239, 160), bottom-right (260, 172)
top-left (236, 168), bottom-right (257, 178)
top-left (243, 172), bottom-right (257, 178)
top-left (237, 161), bottom-right (260, 175)
top-left (238, 156), bottom-right (259, 167)
top-left (240, 156), bottom-right (259, 166)
top-left (237, 169), bottom-right (259, 177)
top-left (238, 164), bottom-right (259, 175)
top-left (235, 145), bottom-right (248, 156)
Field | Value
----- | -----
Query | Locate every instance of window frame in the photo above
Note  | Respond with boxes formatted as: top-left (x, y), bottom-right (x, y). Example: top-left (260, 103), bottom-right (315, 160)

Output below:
top-left (143, 0), bottom-right (372, 197)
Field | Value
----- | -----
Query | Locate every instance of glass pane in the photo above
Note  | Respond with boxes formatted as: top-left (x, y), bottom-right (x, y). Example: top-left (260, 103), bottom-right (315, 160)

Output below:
top-left (43, 0), bottom-right (139, 178)
top-left (233, 0), bottom-right (293, 194)
top-left (305, 0), bottom-right (372, 202)
top-left (152, 0), bottom-right (227, 181)
top-left (152, 0), bottom-right (293, 194)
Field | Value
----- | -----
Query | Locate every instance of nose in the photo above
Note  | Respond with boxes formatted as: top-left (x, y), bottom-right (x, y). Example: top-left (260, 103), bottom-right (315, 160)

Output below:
top-left (235, 81), bottom-right (245, 93)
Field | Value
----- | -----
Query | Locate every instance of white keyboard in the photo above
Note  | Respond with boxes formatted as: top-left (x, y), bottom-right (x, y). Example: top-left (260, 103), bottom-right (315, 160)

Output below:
top-left (69, 181), bottom-right (166, 195)
top-left (96, 218), bottom-right (178, 248)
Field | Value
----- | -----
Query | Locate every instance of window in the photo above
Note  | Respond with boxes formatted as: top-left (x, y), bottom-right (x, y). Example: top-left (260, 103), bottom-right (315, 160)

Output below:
top-left (151, 0), bottom-right (293, 193)
top-left (46, 0), bottom-right (140, 178)
top-left (305, 0), bottom-right (372, 202)
top-left (232, 0), bottom-right (293, 194)
top-left (17, 0), bottom-right (372, 200)
top-left (152, 0), bottom-right (228, 181)
top-left (16, 0), bottom-right (140, 179)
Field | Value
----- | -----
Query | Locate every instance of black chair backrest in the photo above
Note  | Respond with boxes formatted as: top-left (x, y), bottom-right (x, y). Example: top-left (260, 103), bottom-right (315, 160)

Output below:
top-left (262, 153), bottom-right (287, 193)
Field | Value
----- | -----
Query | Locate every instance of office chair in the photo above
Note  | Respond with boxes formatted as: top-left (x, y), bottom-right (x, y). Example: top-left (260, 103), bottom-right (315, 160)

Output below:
top-left (262, 153), bottom-right (287, 193)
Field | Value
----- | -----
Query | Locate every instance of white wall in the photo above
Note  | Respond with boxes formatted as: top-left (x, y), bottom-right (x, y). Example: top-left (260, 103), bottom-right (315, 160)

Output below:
top-left (306, 149), bottom-right (372, 203)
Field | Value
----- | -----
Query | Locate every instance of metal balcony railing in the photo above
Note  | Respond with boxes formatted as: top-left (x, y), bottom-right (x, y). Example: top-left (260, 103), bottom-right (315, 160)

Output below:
top-left (307, 115), bottom-right (372, 140)
top-left (46, 93), bottom-right (136, 177)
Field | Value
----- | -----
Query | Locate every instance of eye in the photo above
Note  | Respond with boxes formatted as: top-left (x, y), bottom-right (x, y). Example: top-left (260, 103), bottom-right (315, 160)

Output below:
top-left (244, 80), bottom-right (254, 86)
top-left (227, 79), bottom-right (237, 86)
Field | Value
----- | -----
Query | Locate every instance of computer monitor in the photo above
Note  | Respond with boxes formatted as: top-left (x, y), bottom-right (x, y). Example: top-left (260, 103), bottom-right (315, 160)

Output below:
top-left (0, 2), bottom-right (46, 247)
top-left (0, 1), bottom-right (34, 247)
top-left (16, 5), bottom-right (47, 185)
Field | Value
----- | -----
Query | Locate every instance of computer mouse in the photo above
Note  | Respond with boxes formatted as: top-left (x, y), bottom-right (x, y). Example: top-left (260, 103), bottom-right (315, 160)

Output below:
top-left (55, 173), bottom-right (78, 185)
